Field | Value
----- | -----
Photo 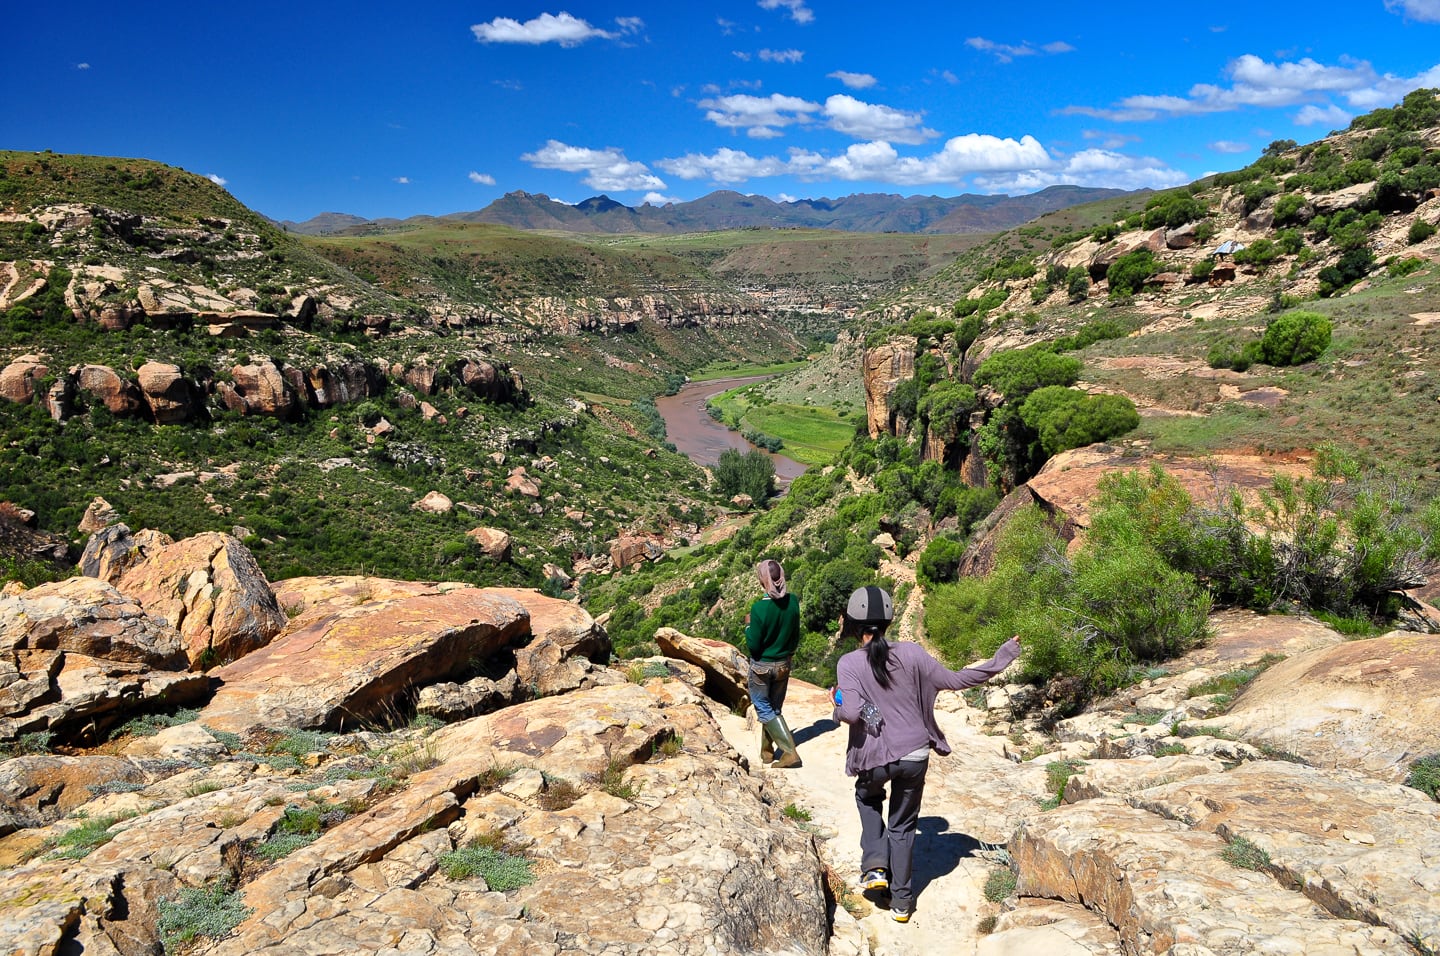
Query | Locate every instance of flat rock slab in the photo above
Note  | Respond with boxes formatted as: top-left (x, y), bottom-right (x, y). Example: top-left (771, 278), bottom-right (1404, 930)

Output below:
top-left (199, 589), bottom-right (529, 733)
top-left (980, 899), bottom-right (1124, 955)
top-left (1129, 760), bottom-right (1440, 951)
top-left (1218, 632), bottom-right (1440, 780)
top-left (208, 681), bottom-right (828, 956)
top-left (655, 626), bottom-right (748, 708)
top-left (1013, 798), bottom-right (1406, 954)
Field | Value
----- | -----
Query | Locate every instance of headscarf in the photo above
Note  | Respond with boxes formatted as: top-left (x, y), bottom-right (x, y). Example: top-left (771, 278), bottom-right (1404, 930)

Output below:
top-left (757, 559), bottom-right (787, 600)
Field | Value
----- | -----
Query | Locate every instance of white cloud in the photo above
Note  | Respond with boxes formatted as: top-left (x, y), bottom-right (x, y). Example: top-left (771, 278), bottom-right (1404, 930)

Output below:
top-left (758, 0), bottom-right (814, 25)
top-left (468, 171), bottom-right (497, 185)
top-left (76, 62), bottom-right (90, 70)
top-left (1385, 0), bottom-right (1440, 22)
top-left (1062, 53), bottom-right (1440, 123)
top-left (394, 176), bottom-right (411, 184)
top-left (521, 140), bottom-right (666, 191)
top-left (640, 191), bottom-right (681, 206)
top-left (1083, 130), bottom-right (1141, 149)
top-left (657, 148), bottom-right (793, 183)
top-left (471, 12), bottom-right (631, 46)
top-left (828, 70), bottom-right (877, 90)
top-left (823, 94), bottom-right (937, 145)
top-left (732, 51), bottom-right (751, 62)
top-left (206, 173), bottom-right (227, 186)
top-left (1294, 103), bottom-right (1351, 126)
top-left (1209, 140), bottom-right (1250, 154)
top-left (967, 36), bottom-right (1074, 63)
top-left (759, 48), bottom-right (804, 63)
top-left (697, 92), bottom-right (820, 137)
top-left (975, 149), bottom-right (1189, 193)
top-left (776, 193), bottom-right (798, 202)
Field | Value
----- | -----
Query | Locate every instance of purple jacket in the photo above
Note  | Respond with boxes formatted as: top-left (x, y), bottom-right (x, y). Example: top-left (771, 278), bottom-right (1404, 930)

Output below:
top-left (832, 638), bottom-right (1021, 776)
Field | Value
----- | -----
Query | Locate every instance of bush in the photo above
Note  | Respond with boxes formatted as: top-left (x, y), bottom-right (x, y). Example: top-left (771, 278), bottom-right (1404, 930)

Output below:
top-left (1258, 311), bottom-right (1331, 365)
top-left (438, 843), bottom-right (536, 889)
top-left (973, 348), bottom-right (1081, 401)
top-left (1065, 266), bottom-right (1090, 302)
top-left (1409, 219), bottom-right (1437, 244)
top-left (1272, 193), bottom-right (1306, 225)
top-left (157, 880), bottom-right (253, 953)
top-left (1018, 386), bottom-right (1141, 456)
top-left (1191, 259), bottom-right (1215, 281)
top-left (713, 448), bottom-right (775, 503)
top-left (1106, 250), bottom-right (1159, 298)
top-left (1406, 753), bottom-right (1440, 801)
top-left (1233, 238), bottom-right (1281, 269)
top-left (917, 535), bottom-right (966, 586)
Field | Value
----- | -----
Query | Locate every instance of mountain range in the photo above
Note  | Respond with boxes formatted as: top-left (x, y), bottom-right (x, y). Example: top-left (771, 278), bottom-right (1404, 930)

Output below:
top-left (280, 185), bottom-right (1134, 237)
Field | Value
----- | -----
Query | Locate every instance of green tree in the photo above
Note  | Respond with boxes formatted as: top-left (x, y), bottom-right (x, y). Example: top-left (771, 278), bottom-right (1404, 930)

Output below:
top-left (1106, 250), bottom-right (1159, 298)
top-left (713, 448), bottom-right (776, 503)
top-left (973, 348), bottom-right (1081, 401)
top-left (918, 381), bottom-right (978, 444)
top-left (1258, 311), bottom-right (1331, 366)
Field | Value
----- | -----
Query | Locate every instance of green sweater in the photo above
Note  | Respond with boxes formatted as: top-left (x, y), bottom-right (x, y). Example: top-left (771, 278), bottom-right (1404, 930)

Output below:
top-left (745, 594), bottom-right (801, 662)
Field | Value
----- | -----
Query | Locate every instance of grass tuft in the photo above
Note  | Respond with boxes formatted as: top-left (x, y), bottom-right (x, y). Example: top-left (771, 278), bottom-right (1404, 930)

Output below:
top-left (157, 879), bottom-right (253, 953)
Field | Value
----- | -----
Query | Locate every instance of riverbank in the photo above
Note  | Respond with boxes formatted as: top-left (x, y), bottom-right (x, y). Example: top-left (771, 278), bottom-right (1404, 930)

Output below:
top-left (705, 381), bottom-right (859, 467)
top-left (655, 376), bottom-right (807, 481)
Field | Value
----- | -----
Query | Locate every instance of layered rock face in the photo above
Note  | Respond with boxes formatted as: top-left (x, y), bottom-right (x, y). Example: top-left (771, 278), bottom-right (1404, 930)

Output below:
top-left (862, 335), bottom-right (916, 438)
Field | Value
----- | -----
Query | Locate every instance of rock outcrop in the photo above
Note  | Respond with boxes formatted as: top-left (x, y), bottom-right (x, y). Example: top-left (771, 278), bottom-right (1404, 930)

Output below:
top-left (116, 532), bottom-right (286, 669)
top-left (863, 336), bottom-right (916, 438)
top-left (654, 627), bottom-right (748, 708)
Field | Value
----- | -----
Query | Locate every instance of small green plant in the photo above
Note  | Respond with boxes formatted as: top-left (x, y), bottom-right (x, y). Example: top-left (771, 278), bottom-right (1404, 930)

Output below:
top-left (109, 708), bottom-right (201, 741)
top-left (983, 867), bottom-right (1017, 902)
top-left (1220, 835), bottom-right (1271, 871)
top-left (596, 758), bottom-right (638, 800)
top-left (537, 775), bottom-right (581, 811)
top-left (204, 726), bottom-right (245, 752)
top-left (252, 831), bottom-right (317, 862)
top-left (782, 803), bottom-right (812, 823)
top-left (1039, 759), bottom-right (1084, 809)
top-left (409, 713), bottom-right (444, 734)
top-left (1405, 754), bottom-right (1440, 801)
top-left (47, 814), bottom-right (129, 860)
top-left (438, 843), bottom-right (535, 890)
top-left (977, 914), bottom-right (999, 934)
top-left (184, 780), bottom-right (224, 799)
top-left (0, 730), bottom-right (53, 758)
top-left (157, 879), bottom-right (253, 952)
top-left (656, 734), bottom-right (684, 758)
top-left (1154, 743), bottom-right (1188, 757)
top-left (1186, 654), bottom-right (1285, 702)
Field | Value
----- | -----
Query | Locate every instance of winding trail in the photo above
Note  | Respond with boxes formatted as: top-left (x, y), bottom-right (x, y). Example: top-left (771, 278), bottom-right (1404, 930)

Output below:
top-left (715, 680), bottom-right (1054, 955)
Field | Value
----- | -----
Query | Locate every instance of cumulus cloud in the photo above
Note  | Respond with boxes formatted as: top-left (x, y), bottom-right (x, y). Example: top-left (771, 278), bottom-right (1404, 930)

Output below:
top-left (640, 191), bottom-right (682, 206)
top-left (1062, 53), bottom-right (1440, 124)
top-left (828, 70), bottom-right (877, 89)
top-left (697, 92), bottom-right (820, 138)
top-left (758, 0), bottom-right (814, 25)
top-left (974, 149), bottom-right (1190, 193)
top-left (76, 62), bottom-right (91, 70)
top-left (967, 36), bottom-right (1074, 63)
top-left (521, 140), bottom-right (666, 191)
top-left (206, 173), bottom-right (227, 186)
top-left (1209, 140), bottom-right (1250, 153)
top-left (823, 94), bottom-right (937, 145)
top-left (759, 48), bottom-right (804, 63)
top-left (471, 12), bottom-right (639, 46)
top-left (657, 148), bottom-right (793, 183)
top-left (394, 177), bottom-right (411, 184)
top-left (1294, 104), bottom-right (1351, 127)
top-left (1385, 0), bottom-right (1440, 22)
top-left (468, 171), bottom-right (497, 185)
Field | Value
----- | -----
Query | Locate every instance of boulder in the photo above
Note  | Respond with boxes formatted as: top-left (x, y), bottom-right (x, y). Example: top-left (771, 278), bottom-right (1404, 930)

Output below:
top-left (79, 524), bottom-right (175, 585)
top-left (0, 754), bottom-right (148, 827)
top-left (197, 587), bottom-right (530, 733)
top-left (414, 671), bottom-right (522, 722)
top-left (0, 576), bottom-right (187, 669)
top-left (77, 496), bottom-right (121, 535)
top-left (1217, 632), bottom-right (1440, 780)
top-left (1012, 799), bottom-right (1406, 953)
top-left (224, 360), bottom-right (295, 418)
top-left (489, 588), bottom-right (616, 698)
top-left (411, 491), bottom-right (453, 515)
top-left (654, 627), bottom-right (748, 708)
top-left (505, 467), bottom-right (540, 498)
top-left (0, 359), bottom-right (48, 405)
top-left (116, 532), bottom-right (286, 669)
top-left (74, 364), bottom-right (141, 417)
top-left (609, 533), bottom-right (655, 570)
top-left (465, 526), bottom-right (511, 560)
top-left (134, 361), bottom-right (193, 423)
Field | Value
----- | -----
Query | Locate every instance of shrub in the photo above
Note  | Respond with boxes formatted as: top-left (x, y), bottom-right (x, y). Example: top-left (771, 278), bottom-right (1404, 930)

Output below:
top-left (983, 867), bottom-right (1018, 902)
top-left (973, 348), bottom-right (1081, 401)
top-left (47, 814), bottom-right (127, 860)
top-left (1106, 250), bottom-right (1159, 298)
top-left (1065, 267), bottom-right (1090, 302)
top-left (438, 843), bottom-right (535, 889)
top-left (1272, 193), bottom-right (1306, 225)
top-left (1406, 754), bottom-right (1440, 801)
top-left (1018, 387), bottom-right (1140, 456)
top-left (157, 880), bottom-right (253, 953)
top-left (1220, 835), bottom-right (1271, 871)
top-left (1258, 311), bottom-right (1331, 365)
top-left (713, 448), bottom-right (775, 503)
top-left (917, 535), bottom-right (966, 586)
top-left (1191, 259), bottom-right (1215, 281)
top-left (1233, 238), bottom-right (1281, 269)
top-left (1409, 219), bottom-right (1437, 244)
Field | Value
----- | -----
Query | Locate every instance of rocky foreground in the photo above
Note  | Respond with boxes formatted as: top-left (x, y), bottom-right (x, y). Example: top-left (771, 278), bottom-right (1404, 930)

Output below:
top-left (2, 529), bottom-right (1439, 954)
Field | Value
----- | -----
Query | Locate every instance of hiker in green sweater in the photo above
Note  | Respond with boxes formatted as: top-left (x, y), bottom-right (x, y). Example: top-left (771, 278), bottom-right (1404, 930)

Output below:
top-left (745, 558), bottom-right (803, 768)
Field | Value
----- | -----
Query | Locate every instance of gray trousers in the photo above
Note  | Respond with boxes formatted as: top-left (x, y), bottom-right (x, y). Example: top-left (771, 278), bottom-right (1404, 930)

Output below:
top-left (855, 756), bottom-right (929, 912)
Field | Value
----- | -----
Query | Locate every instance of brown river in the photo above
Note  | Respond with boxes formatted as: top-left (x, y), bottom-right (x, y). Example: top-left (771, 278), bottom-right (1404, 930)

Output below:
top-left (654, 376), bottom-right (807, 481)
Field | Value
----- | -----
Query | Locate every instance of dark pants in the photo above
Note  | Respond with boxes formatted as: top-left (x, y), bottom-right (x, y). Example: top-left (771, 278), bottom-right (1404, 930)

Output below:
top-left (747, 658), bottom-right (791, 723)
top-left (855, 756), bottom-right (928, 912)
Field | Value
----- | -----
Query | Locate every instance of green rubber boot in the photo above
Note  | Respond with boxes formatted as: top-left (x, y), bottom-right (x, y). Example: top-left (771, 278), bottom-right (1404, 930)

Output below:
top-left (764, 715), bottom-right (802, 768)
top-left (759, 726), bottom-right (775, 765)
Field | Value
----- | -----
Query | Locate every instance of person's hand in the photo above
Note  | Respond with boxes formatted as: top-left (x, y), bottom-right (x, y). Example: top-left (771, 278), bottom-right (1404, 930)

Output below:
top-left (1009, 633), bottom-right (1022, 648)
top-left (829, 685), bottom-right (841, 705)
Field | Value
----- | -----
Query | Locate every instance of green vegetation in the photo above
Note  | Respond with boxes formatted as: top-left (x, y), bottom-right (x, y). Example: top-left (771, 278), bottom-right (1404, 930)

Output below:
top-left (1220, 835), bottom-right (1271, 871)
top-left (782, 803), bottom-right (813, 822)
top-left (983, 867), bottom-right (1018, 902)
top-left (108, 708), bottom-right (201, 741)
top-left (1259, 311), bottom-right (1332, 365)
top-left (157, 879), bottom-right (253, 952)
top-left (1187, 655), bottom-right (1286, 707)
top-left (438, 842), bottom-right (536, 889)
top-left (1405, 754), bottom-right (1440, 801)
top-left (47, 813), bottom-right (130, 860)
top-left (712, 448), bottom-right (776, 503)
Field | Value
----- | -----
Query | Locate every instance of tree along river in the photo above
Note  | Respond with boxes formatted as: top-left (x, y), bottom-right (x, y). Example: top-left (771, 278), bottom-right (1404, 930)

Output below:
top-left (654, 376), bottom-right (807, 482)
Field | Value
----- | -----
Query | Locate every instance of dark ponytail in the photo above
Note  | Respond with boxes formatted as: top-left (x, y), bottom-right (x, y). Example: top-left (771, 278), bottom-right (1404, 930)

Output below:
top-left (864, 628), bottom-right (893, 689)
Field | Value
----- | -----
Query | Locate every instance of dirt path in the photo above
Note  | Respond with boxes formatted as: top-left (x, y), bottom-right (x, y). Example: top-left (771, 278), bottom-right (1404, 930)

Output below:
top-left (716, 681), bottom-right (1041, 955)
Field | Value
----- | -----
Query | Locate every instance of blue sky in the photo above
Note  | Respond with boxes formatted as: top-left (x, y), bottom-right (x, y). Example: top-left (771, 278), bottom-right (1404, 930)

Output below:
top-left (6, 1), bottom-right (1440, 222)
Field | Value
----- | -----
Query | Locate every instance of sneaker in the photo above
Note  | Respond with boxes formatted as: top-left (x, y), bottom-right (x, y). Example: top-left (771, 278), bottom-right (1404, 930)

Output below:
top-left (859, 868), bottom-right (889, 891)
top-left (891, 907), bottom-right (912, 923)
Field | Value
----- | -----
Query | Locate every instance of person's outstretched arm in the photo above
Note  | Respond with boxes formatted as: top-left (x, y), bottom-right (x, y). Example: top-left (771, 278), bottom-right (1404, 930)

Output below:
top-left (926, 636), bottom-right (1022, 690)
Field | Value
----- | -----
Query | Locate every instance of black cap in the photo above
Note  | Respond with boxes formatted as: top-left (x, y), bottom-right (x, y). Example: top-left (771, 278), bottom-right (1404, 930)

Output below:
top-left (845, 586), bottom-right (893, 624)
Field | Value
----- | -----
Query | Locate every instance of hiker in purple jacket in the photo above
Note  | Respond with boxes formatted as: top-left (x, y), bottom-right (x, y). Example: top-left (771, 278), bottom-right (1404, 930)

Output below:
top-left (831, 585), bottom-right (1021, 923)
